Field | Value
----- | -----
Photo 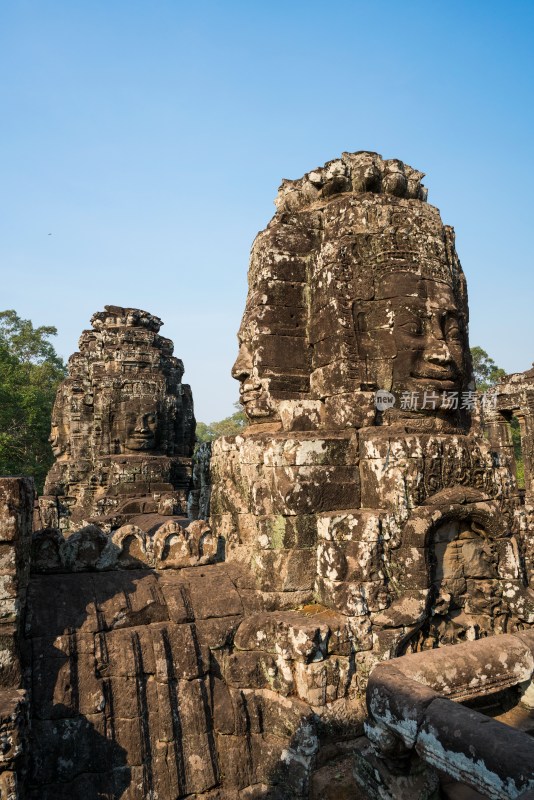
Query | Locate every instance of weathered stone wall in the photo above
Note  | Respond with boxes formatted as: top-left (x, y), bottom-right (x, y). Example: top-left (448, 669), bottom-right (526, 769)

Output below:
top-left (0, 478), bottom-right (33, 686)
top-left (24, 564), bottom-right (346, 799)
top-left (0, 478), bottom-right (34, 798)
top-left (486, 364), bottom-right (534, 585)
top-left (486, 365), bottom-right (534, 500)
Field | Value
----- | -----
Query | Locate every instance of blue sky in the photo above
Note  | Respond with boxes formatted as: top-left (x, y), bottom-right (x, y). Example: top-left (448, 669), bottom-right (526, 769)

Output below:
top-left (2, 0), bottom-right (533, 422)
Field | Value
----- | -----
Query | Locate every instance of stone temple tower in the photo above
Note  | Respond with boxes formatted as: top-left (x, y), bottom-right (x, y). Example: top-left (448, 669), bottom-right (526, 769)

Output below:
top-left (211, 150), bottom-right (532, 657)
top-left (39, 305), bottom-right (196, 531)
top-left (12, 154), bottom-right (532, 800)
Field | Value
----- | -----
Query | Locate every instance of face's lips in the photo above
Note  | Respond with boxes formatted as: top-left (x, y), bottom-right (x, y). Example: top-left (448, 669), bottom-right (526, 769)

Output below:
top-left (241, 378), bottom-right (261, 389)
top-left (412, 368), bottom-right (456, 381)
top-left (407, 381), bottom-right (458, 395)
top-left (241, 393), bottom-right (262, 405)
top-left (240, 381), bottom-right (263, 399)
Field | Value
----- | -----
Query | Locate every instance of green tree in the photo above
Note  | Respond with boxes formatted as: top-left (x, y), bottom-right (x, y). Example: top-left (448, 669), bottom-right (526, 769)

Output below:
top-left (470, 346), bottom-right (506, 392)
top-left (0, 310), bottom-right (66, 493)
top-left (196, 402), bottom-right (247, 444)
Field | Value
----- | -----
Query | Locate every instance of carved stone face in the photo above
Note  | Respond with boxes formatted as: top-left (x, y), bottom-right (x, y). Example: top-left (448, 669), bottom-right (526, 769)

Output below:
top-left (48, 389), bottom-right (70, 458)
top-left (49, 423), bottom-right (67, 458)
top-left (124, 409), bottom-right (158, 452)
top-left (355, 272), bottom-right (466, 398)
top-left (232, 298), bottom-right (279, 420)
top-left (232, 154), bottom-right (471, 429)
top-left (404, 518), bottom-right (500, 651)
top-left (232, 341), bottom-right (275, 420)
top-left (112, 400), bottom-right (159, 452)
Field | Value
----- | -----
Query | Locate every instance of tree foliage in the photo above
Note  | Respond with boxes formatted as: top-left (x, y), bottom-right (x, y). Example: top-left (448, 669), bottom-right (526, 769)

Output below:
top-left (470, 346), bottom-right (506, 392)
top-left (196, 403), bottom-right (247, 444)
top-left (511, 418), bottom-right (525, 489)
top-left (0, 310), bottom-right (66, 493)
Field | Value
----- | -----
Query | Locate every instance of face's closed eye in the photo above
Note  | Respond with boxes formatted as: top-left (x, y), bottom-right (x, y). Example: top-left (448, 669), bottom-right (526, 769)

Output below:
top-left (398, 312), bottom-right (424, 337)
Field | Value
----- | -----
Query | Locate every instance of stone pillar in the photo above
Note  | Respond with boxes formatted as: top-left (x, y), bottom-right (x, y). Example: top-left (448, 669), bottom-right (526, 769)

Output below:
top-left (0, 477), bottom-right (33, 796)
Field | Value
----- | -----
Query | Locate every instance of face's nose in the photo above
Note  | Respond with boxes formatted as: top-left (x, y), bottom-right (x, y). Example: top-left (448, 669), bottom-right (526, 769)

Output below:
top-left (135, 414), bottom-right (150, 432)
top-left (425, 343), bottom-right (452, 366)
top-left (424, 315), bottom-right (452, 365)
top-left (232, 342), bottom-right (253, 381)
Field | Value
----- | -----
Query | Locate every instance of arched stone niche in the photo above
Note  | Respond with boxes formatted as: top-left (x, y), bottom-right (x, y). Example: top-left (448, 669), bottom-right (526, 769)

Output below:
top-left (374, 489), bottom-right (534, 657)
top-left (405, 514), bottom-right (508, 651)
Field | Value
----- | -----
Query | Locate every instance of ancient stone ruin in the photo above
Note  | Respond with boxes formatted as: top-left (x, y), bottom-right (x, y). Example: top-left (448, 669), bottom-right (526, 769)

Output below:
top-left (38, 305), bottom-right (196, 532)
top-left (0, 152), bottom-right (533, 799)
top-left (486, 366), bottom-right (534, 578)
top-left (211, 150), bottom-right (531, 654)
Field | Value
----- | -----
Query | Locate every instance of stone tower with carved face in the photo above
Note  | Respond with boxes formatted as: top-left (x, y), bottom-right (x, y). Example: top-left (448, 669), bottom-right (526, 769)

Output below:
top-left (14, 155), bottom-right (533, 800)
top-left (41, 305), bottom-right (196, 530)
top-left (212, 151), bottom-right (532, 655)
top-left (231, 151), bottom-right (472, 433)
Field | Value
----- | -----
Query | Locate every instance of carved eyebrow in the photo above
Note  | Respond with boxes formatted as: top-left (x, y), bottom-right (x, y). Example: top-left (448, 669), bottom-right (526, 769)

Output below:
top-left (439, 309), bottom-right (460, 324)
top-left (396, 307), bottom-right (426, 321)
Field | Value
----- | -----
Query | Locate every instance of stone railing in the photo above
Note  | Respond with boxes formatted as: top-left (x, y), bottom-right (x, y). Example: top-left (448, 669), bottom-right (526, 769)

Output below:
top-left (31, 518), bottom-right (222, 573)
top-left (361, 633), bottom-right (534, 799)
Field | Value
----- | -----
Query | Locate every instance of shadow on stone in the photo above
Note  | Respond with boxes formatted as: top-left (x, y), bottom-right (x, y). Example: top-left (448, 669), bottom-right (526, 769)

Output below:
top-left (25, 570), bottom-right (143, 799)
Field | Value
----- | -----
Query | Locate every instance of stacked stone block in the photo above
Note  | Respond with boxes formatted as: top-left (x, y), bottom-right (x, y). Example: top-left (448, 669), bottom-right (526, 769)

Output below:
top-left (0, 478), bottom-right (33, 797)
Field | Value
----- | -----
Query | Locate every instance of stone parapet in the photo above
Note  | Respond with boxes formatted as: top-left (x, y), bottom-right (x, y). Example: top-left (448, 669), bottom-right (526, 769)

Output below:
top-left (364, 633), bottom-right (534, 799)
